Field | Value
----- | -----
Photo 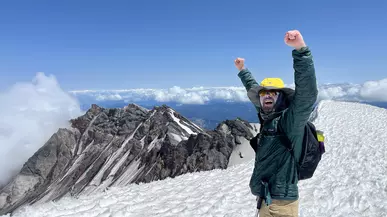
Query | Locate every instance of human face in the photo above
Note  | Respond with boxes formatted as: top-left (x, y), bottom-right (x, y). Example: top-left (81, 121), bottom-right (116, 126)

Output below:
top-left (259, 90), bottom-right (279, 113)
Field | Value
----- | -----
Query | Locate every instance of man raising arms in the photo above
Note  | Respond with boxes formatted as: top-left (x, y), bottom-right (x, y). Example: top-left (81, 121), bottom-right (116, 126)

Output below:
top-left (235, 30), bottom-right (318, 216)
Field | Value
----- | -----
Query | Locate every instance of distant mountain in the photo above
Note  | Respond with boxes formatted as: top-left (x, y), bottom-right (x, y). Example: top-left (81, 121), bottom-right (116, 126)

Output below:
top-left (79, 100), bottom-right (387, 130)
top-left (366, 101), bottom-right (387, 109)
top-left (0, 103), bottom-right (259, 215)
top-left (79, 101), bottom-right (259, 130)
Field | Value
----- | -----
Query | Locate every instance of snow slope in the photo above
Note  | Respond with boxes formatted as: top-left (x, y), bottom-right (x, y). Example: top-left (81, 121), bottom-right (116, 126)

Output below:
top-left (6, 100), bottom-right (387, 217)
top-left (298, 100), bottom-right (387, 216)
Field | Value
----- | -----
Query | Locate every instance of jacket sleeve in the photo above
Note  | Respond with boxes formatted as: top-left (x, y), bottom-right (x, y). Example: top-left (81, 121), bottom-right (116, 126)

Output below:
top-left (281, 47), bottom-right (318, 136)
top-left (238, 69), bottom-right (260, 111)
top-left (238, 69), bottom-right (259, 92)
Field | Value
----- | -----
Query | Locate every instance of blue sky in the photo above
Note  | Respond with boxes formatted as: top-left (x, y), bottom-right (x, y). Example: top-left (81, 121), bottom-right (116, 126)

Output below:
top-left (0, 0), bottom-right (386, 91)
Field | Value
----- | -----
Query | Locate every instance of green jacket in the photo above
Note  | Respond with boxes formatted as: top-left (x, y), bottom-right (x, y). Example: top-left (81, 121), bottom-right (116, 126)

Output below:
top-left (238, 47), bottom-right (318, 203)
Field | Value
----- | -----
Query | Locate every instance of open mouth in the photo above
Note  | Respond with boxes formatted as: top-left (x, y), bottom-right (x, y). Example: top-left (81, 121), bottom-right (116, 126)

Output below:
top-left (264, 99), bottom-right (274, 106)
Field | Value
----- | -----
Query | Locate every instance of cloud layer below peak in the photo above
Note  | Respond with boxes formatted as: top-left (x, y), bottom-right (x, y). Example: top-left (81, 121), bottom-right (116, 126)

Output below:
top-left (70, 78), bottom-right (387, 105)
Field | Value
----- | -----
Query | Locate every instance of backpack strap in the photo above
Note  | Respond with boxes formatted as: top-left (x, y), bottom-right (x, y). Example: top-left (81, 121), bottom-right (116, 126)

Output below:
top-left (277, 124), bottom-right (301, 185)
top-left (249, 114), bottom-right (266, 152)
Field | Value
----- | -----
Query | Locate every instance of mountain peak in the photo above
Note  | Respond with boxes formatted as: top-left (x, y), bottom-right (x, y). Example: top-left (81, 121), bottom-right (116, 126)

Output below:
top-left (0, 103), bottom-right (257, 215)
top-left (123, 103), bottom-right (149, 113)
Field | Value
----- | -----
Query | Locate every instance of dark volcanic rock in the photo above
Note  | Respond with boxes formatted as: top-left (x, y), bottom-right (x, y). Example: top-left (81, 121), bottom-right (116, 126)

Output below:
top-left (0, 104), bottom-right (256, 215)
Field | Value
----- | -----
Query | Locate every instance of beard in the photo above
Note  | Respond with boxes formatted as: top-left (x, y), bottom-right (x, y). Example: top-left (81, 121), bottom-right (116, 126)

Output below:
top-left (260, 95), bottom-right (279, 113)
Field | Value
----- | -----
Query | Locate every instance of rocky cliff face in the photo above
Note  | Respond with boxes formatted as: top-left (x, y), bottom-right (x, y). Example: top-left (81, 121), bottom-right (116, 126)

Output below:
top-left (0, 103), bottom-right (258, 215)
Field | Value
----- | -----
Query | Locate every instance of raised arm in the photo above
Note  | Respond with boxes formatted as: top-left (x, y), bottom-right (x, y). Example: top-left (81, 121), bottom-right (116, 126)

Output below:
top-left (281, 30), bottom-right (318, 135)
top-left (238, 69), bottom-right (259, 92)
top-left (234, 58), bottom-right (259, 91)
top-left (234, 58), bottom-right (261, 112)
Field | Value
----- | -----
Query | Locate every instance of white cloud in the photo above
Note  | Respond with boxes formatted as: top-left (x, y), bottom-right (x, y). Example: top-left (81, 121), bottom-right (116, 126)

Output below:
top-left (153, 87), bottom-right (210, 104)
top-left (318, 86), bottom-right (350, 100)
top-left (0, 72), bottom-right (82, 186)
top-left (347, 87), bottom-right (360, 95)
top-left (71, 87), bottom-right (250, 105)
top-left (70, 78), bottom-right (387, 105)
top-left (317, 81), bottom-right (387, 102)
top-left (360, 78), bottom-right (387, 101)
top-left (96, 93), bottom-right (123, 101)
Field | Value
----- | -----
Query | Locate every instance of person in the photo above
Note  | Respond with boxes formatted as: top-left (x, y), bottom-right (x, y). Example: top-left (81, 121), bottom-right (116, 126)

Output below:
top-left (234, 30), bottom-right (318, 217)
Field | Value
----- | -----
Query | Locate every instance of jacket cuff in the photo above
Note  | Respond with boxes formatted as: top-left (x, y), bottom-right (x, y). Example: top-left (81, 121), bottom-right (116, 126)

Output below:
top-left (238, 68), bottom-right (249, 77)
top-left (292, 46), bottom-right (310, 55)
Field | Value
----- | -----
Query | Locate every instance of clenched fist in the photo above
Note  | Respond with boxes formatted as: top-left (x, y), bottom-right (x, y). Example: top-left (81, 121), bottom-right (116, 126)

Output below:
top-left (234, 57), bottom-right (245, 71)
top-left (284, 30), bottom-right (307, 50)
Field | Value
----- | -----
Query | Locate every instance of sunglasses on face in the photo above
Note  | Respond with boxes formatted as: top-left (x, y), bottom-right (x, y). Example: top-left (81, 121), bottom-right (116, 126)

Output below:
top-left (259, 90), bottom-right (279, 97)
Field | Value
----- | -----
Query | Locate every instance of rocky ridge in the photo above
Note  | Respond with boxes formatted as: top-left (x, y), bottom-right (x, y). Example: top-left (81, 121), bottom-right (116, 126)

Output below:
top-left (0, 103), bottom-right (258, 215)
